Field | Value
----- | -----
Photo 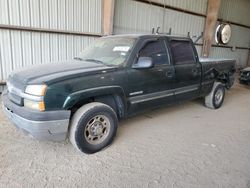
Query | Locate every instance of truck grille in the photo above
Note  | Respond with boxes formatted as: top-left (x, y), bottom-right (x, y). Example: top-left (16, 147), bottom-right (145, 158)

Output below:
top-left (241, 72), bottom-right (249, 77)
top-left (8, 92), bottom-right (23, 105)
top-left (6, 82), bottom-right (23, 106)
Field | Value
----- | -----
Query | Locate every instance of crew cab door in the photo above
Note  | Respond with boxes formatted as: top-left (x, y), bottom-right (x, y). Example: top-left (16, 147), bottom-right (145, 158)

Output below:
top-left (168, 39), bottom-right (201, 100)
top-left (127, 37), bottom-right (175, 110)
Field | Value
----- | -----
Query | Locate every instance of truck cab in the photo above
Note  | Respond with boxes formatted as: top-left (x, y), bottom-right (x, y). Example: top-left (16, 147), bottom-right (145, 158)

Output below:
top-left (127, 35), bottom-right (202, 112)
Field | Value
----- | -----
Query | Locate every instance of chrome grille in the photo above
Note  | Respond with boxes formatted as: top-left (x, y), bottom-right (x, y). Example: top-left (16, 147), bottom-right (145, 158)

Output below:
top-left (6, 81), bottom-right (23, 106)
top-left (241, 71), bottom-right (249, 77)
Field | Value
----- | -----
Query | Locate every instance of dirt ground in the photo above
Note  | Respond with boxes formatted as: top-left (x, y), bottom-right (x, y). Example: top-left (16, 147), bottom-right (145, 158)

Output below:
top-left (0, 83), bottom-right (250, 188)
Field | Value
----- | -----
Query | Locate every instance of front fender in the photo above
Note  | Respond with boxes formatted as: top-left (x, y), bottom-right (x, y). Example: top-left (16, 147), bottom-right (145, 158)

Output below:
top-left (62, 86), bottom-right (126, 110)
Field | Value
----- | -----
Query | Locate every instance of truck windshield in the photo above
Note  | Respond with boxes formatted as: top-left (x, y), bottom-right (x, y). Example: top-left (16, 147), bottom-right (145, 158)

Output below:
top-left (78, 37), bottom-right (135, 66)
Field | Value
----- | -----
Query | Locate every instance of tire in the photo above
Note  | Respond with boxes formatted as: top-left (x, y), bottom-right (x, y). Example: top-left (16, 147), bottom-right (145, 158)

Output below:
top-left (69, 102), bottom-right (118, 154)
top-left (205, 82), bottom-right (225, 109)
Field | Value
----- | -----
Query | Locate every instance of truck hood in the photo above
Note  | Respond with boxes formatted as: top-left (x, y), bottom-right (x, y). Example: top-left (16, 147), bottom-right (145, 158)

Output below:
top-left (8, 60), bottom-right (115, 89)
top-left (242, 67), bottom-right (250, 72)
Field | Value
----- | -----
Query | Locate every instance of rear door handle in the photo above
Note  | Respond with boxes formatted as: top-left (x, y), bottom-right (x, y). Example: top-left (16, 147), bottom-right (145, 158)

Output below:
top-left (192, 68), bottom-right (200, 76)
top-left (192, 68), bottom-right (198, 73)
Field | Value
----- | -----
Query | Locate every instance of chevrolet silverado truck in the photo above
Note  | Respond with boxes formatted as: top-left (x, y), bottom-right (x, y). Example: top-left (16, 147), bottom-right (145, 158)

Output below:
top-left (2, 34), bottom-right (236, 154)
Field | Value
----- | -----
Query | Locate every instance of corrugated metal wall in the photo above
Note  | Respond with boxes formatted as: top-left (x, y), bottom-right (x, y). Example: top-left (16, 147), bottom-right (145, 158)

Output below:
top-left (0, 0), bottom-right (102, 32)
top-left (0, 0), bottom-right (102, 86)
top-left (114, 0), bottom-right (164, 34)
top-left (114, 0), bottom-right (205, 36)
top-left (114, 0), bottom-right (250, 68)
top-left (219, 0), bottom-right (250, 27)
top-left (114, 0), bottom-right (205, 55)
top-left (152, 0), bottom-right (208, 14)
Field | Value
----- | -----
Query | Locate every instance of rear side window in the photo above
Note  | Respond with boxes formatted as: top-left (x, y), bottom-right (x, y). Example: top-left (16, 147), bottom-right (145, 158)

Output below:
top-left (170, 40), bottom-right (195, 65)
top-left (139, 40), bottom-right (169, 65)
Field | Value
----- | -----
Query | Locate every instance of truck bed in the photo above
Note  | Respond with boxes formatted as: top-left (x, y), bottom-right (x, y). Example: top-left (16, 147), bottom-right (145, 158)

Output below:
top-left (200, 58), bottom-right (236, 75)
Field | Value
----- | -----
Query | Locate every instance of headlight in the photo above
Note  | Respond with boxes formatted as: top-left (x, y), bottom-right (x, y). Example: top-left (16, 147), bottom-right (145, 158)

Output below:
top-left (24, 99), bottom-right (45, 111)
top-left (247, 72), bottom-right (250, 77)
top-left (25, 85), bottom-right (47, 96)
top-left (24, 85), bottom-right (47, 111)
top-left (6, 81), bottom-right (11, 92)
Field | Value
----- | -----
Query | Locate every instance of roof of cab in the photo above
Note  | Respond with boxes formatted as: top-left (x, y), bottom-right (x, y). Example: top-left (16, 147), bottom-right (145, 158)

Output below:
top-left (103, 34), bottom-right (191, 40)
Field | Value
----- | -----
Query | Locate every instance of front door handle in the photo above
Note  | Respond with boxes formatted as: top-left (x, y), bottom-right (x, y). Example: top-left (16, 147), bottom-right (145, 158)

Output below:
top-left (166, 71), bottom-right (173, 78)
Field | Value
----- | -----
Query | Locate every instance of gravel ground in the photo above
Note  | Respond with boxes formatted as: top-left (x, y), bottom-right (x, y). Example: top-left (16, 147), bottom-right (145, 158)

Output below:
top-left (0, 83), bottom-right (250, 188)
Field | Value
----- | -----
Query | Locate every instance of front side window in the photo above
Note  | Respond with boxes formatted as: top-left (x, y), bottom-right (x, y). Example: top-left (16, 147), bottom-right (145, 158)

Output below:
top-left (170, 40), bottom-right (196, 65)
top-left (139, 40), bottom-right (169, 65)
top-left (79, 37), bottom-right (135, 66)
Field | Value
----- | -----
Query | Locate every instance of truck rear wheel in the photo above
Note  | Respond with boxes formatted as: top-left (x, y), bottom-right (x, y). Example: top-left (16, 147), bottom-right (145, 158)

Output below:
top-left (69, 102), bottom-right (118, 154)
top-left (205, 82), bottom-right (225, 109)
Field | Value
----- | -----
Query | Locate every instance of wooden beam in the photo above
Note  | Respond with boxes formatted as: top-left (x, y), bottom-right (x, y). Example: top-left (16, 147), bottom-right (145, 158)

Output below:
top-left (248, 52), bottom-right (250, 67)
top-left (0, 81), bottom-right (6, 85)
top-left (202, 0), bottom-right (221, 57)
top-left (103, 0), bottom-right (115, 35)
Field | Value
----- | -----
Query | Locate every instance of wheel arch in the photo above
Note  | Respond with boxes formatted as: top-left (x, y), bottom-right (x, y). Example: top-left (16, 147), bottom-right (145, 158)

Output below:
top-left (216, 71), bottom-right (235, 89)
top-left (208, 66), bottom-right (236, 89)
top-left (63, 86), bottom-right (127, 118)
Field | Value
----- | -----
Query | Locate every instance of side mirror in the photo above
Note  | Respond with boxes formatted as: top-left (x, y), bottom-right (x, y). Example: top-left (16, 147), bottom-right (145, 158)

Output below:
top-left (132, 57), bottom-right (154, 69)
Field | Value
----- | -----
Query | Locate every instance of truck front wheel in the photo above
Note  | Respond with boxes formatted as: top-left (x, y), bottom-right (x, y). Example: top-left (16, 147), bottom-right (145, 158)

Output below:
top-left (69, 102), bottom-right (118, 154)
top-left (205, 82), bottom-right (225, 109)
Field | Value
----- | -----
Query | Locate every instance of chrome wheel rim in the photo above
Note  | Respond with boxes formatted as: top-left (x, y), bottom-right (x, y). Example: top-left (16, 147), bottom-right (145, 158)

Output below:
top-left (84, 115), bottom-right (111, 145)
top-left (215, 89), bottom-right (223, 105)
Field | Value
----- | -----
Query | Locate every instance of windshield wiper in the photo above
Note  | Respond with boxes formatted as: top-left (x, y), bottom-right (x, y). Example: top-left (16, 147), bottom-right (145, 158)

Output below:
top-left (84, 59), bottom-right (104, 65)
top-left (73, 57), bottom-right (84, 61)
top-left (77, 58), bottom-right (115, 67)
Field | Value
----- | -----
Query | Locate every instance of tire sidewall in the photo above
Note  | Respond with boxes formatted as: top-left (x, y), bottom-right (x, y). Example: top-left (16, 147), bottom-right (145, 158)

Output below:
top-left (212, 84), bottom-right (225, 109)
top-left (74, 105), bottom-right (118, 154)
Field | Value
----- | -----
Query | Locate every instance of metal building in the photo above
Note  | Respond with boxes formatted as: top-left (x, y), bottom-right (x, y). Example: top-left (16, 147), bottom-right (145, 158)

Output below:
top-left (114, 0), bottom-right (250, 67)
top-left (0, 0), bottom-right (250, 92)
top-left (0, 0), bottom-right (103, 91)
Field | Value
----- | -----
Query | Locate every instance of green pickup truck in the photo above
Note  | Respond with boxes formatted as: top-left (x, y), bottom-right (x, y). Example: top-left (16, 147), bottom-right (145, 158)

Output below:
top-left (2, 34), bottom-right (236, 154)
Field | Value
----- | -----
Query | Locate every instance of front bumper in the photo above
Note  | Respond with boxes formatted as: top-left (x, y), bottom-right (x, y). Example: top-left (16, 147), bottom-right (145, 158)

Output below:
top-left (2, 91), bottom-right (71, 141)
top-left (239, 76), bottom-right (250, 85)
